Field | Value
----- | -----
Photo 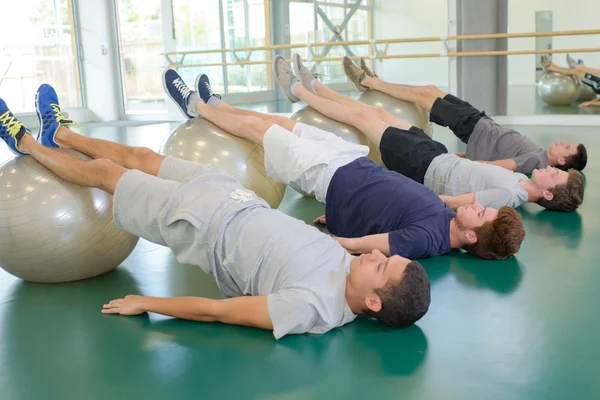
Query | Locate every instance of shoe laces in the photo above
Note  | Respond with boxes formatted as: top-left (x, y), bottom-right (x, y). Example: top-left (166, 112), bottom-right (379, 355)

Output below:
top-left (203, 81), bottom-right (215, 97)
top-left (42, 104), bottom-right (80, 129)
top-left (0, 111), bottom-right (25, 138)
top-left (173, 78), bottom-right (192, 99)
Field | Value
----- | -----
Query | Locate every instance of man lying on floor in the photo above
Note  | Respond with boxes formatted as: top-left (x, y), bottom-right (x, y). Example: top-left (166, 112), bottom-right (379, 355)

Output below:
top-left (0, 85), bottom-right (431, 339)
top-left (343, 56), bottom-right (588, 175)
top-left (282, 55), bottom-right (584, 212)
top-left (162, 62), bottom-right (525, 261)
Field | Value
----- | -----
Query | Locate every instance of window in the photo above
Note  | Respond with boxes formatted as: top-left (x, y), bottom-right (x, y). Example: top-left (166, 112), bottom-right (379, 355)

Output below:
top-left (0, 0), bottom-right (82, 113)
top-left (171, 0), bottom-right (269, 95)
top-left (116, 0), bottom-right (165, 114)
top-left (289, 0), bottom-right (372, 84)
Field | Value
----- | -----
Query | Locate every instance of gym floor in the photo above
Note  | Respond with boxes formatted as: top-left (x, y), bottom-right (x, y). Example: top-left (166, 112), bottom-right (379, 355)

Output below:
top-left (0, 121), bottom-right (598, 400)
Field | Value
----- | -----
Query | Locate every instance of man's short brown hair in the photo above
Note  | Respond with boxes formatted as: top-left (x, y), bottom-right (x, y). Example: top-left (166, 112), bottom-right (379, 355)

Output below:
top-left (537, 169), bottom-right (584, 212)
top-left (463, 206), bottom-right (525, 260)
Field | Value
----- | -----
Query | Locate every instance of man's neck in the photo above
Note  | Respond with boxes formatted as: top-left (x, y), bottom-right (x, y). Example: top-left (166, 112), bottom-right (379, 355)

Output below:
top-left (520, 180), bottom-right (541, 202)
top-left (345, 275), bottom-right (364, 314)
top-left (448, 218), bottom-right (466, 249)
top-left (547, 150), bottom-right (557, 166)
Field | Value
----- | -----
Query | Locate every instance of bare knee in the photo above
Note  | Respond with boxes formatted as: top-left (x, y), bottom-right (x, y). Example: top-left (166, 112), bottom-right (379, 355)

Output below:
top-left (423, 84), bottom-right (445, 98)
top-left (241, 116), bottom-right (273, 143)
top-left (89, 158), bottom-right (126, 194)
top-left (89, 158), bottom-right (119, 176)
top-left (130, 146), bottom-right (155, 159)
top-left (349, 107), bottom-right (371, 124)
top-left (373, 106), bottom-right (390, 120)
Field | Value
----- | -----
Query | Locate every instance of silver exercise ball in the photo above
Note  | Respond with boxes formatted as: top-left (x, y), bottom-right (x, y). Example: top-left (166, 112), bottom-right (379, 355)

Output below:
top-left (537, 72), bottom-right (580, 106)
top-left (578, 83), bottom-right (598, 102)
top-left (290, 106), bottom-right (384, 166)
top-left (358, 90), bottom-right (433, 136)
top-left (159, 118), bottom-right (286, 209)
top-left (0, 151), bottom-right (139, 283)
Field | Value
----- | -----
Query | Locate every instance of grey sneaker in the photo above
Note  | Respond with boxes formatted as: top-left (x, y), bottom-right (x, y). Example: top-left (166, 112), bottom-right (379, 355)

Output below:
top-left (342, 56), bottom-right (367, 92)
top-left (540, 55), bottom-right (551, 72)
top-left (360, 57), bottom-right (377, 78)
top-left (273, 55), bottom-right (300, 103)
top-left (292, 53), bottom-right (317, 94)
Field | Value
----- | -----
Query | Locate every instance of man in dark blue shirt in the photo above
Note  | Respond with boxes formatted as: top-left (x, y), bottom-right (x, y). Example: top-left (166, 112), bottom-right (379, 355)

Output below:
top-left (169, 66), bottom-right (525, 260)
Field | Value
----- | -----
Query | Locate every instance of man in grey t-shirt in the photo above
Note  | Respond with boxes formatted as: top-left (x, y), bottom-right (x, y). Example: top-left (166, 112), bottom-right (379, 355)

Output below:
top-left (0, 83), bottom-right (432, 340)
top-left (350, 73), bottom-right (588, 175)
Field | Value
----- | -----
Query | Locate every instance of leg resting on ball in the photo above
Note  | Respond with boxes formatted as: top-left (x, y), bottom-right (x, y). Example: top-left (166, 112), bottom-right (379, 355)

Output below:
top-left (18, 134), bottom-right (127, 194)
top-left (56, 126), bottom-right (165, 177)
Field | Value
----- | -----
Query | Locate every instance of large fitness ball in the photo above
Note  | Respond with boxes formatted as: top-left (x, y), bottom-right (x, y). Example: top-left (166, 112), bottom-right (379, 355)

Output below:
top-left (578, 83), bottom-right (598, 102)
top-left (358, 90), bottom-right (432, 137)
top-left (537, 72), bottom-right (580, 106)
top-left (159, 118), bottom-right (286, 209)
top-left (290, 106), bottom-right (383, 165)
top-left (0, 151), bottom-right (139, 283)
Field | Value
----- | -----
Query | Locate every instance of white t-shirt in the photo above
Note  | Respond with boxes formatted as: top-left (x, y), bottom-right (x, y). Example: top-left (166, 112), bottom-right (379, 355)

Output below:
top-left (423, 153), bottom-right (529, 209)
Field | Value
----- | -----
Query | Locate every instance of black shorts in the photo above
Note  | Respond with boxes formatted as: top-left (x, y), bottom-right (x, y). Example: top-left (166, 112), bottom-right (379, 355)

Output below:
top-left (583, 73), bottom-right (600, 94)
top-left (429, 94), bottom-right (487, 144)
top-left (379, 126), bottom-right (448, 184)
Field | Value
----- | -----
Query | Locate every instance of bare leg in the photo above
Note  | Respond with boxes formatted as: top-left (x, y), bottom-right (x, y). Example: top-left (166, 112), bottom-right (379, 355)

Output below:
top-left (547, 64), bottom-right (586, 79)
top-left (292, 83), bottom-right (393, 147)
top-left (361, 76), bottom-right (444, 112)
top-left (215, 103), bottom-right (296, 132)
top-left (195, 100), bottom-right (274, 145)
top-left (55, 126), bottom-right (165, 177)
top-left (311, 80), bottom-right (412, 130)
top-left (18, 134), bottom-right (126, 194)
top-left (573, 65), bottom-right (600, 76)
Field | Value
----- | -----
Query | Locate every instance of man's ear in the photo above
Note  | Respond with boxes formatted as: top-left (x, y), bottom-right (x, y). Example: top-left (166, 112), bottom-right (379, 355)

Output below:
top-left (466, 230), bottom-right (478, 244)
top-left (365, 293), bottom-right (382, 313)
top-left (542, 190), bottom-right (554, 201)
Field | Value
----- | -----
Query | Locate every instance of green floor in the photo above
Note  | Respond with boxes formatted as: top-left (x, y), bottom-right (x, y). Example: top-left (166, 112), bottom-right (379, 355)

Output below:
top-left (1, 122), bottom-right (599, 400)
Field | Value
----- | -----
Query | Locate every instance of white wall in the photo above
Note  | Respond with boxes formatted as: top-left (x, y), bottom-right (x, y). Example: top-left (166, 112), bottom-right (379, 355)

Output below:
top-left (373, 0), bottom-right (449, 88)
top-left (75, 0), bottom-right (123, 121)
top-left (508, 0), bottom-right (600, 85)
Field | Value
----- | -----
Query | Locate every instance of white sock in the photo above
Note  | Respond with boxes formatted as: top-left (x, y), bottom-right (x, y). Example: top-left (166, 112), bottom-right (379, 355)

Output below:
top-left (310, 78), bottom-right (318, 93)
top-left (290, 80), bottom-right (300, 98)
top-left (186, 92), bottom-right (200, 116)
top-left (207, 96), bottom-right (222, 108)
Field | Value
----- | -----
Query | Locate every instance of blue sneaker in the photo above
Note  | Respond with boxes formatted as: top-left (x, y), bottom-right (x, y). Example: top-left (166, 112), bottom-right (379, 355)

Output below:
top-left (195, 74), bottom-right (222, 104)
top-left (0, 98), bottom-right (32, 155)
top-left (35, 84), bottom-right (79, 148)
top-left (162, 69), bottom-right (199, 119)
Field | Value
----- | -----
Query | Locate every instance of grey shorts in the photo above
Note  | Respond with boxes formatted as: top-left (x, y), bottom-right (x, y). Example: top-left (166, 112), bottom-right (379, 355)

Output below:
top-left (112, 157), bottom-right (268, 269)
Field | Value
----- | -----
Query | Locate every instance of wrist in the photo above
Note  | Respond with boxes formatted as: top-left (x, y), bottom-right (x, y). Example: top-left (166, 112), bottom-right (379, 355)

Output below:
top-left (140, 296), bottom-right (151, 312)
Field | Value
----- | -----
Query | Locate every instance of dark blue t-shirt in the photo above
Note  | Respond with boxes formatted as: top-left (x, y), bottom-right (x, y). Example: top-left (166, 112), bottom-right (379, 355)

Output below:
top-left (325, 157), bottom-right (456, 259)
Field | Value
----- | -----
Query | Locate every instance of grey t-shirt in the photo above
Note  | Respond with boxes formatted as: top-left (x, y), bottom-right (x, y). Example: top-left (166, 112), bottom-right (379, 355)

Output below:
top-left (424, 153), bottom-right (529, 209)
top-left (218, 204), bottom-right (357, 339)
top-left (466, 117), bottom-right (549, 174)
top-left (203, 196), bottom-right (356, 340)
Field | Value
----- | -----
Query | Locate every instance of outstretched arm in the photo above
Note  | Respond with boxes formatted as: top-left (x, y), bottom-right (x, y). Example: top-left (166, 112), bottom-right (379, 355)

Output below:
top-left (439, 193), bottom-right (476, 210)
top-left (102, 295), bottom-right (273, 330)
top-left (477, 158), bottom-right (517, 172)
top-left (334, 233), bottom-right (390, 256)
